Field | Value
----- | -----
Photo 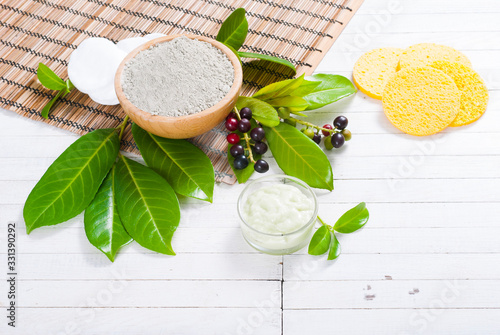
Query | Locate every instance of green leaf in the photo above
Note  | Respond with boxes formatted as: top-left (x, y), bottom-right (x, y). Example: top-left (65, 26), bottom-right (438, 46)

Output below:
top-left (238, 51), bottom-right (296, 73)
top-left (327, 233), bottom-right (341, 260)
top-left (224, 44), bottom-right (242, 64)
top-left (65, 79), bottom-right (75, 93)
top-left (41, 90), bottom-right (64, 119)
top-left (84, 165), bottom-right (132, 262)
top-left (216, 8), bottom-right (248, 51)
top-left (333, 202), bottom-right (369, 234)
top-left (37, 63), bottom-right (66, 90)
top-left (265, 96), bottom-right (309, 112)
top-left (289, 79), bottom-right (321, 97)
top-left (308, 225), bottom-right (331, 255)
top-left (303, 74), bottom-right (356, 110)
top-left (252, 75), bottom-right (304, 100)
top-left (132, 124), bottom-right (214, 202)
top-left (23, 128), bottom-right (120, 233)
top-left (227, 140), bottom-right (261, 184)
top-left (236, 96), bottom-right (280, 127)
top-left (114, 155), bottom-right (180, 255)
top-left (264, 122), bottom-right (333, 190)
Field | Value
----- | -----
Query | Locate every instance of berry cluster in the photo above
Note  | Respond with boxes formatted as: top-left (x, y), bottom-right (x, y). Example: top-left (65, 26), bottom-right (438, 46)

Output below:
top-left (301, 115), bottom-right (352, 150)
top-left (226, 107), bottom-right (269, 173)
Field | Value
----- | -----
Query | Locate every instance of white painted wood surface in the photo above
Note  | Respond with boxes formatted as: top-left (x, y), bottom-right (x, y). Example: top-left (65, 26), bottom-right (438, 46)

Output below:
top-left (1, 0), bottom-right (500, 334)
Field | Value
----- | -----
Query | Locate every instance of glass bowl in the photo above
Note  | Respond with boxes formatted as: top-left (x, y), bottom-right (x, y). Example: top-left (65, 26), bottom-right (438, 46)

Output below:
top-left (237, 175), bottom-right (318, 255)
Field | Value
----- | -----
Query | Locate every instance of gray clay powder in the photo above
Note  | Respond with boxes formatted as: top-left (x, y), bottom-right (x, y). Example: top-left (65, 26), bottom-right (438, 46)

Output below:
top-left (121, 36), bottom-right (234, 117)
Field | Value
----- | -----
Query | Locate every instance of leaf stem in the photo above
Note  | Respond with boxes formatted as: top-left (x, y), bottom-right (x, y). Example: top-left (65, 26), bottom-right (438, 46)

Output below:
top-left (317, 216), bottom-right (333, 231)
top-left (284, 115), bottom-right (339, 134)
top-left (117, 115), bottom-right (130, 141)
top-left (233, 107), bottom-right (256, 164)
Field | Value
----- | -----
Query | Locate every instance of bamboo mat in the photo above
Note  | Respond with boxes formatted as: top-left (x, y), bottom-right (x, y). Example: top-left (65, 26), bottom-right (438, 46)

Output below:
top-left (0, 0), bottom-right (363, 184)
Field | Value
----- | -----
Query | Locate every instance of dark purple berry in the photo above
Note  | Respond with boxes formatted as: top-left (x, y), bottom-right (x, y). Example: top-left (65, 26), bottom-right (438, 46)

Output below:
top-left (312, 133), bottom-right (321, 144)
top-left (331, 132), bottom-right (345, 148)
top-left (240, 107), bottom-right (253, 120)
top-left (333, 116), bottom-right (348, 130)
top-left (238, 118), bottom-right (251, 133)
top-left (254, 141), bottom-right (268, 155)
top-left (227, 112), bottom-right (237, 120)
top-left (250, 127), bottom-right (265, 141)
top-left (254, 159), bottom-right (269, 173)
top-left (233, 155), bottom-right (249, 170)
top-left (230, 144), bottom-right (245, 158)
top-left (225, 117), bottom-right (238, 131)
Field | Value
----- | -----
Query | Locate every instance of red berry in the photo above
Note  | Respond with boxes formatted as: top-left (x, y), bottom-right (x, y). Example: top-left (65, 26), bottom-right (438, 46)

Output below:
top-left (227, 112), bottom-right (237, 120)
top-left (227, 133), bottom-right (240, 144)
top-left (322, 124), bottom-right (333, 137)
top-left (225, 117), bottom-right (238, 131)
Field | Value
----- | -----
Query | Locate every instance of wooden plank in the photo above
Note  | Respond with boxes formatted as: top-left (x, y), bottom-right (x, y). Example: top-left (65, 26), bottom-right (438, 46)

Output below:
top-left (3, 201), bottom-right (498, 229)
top-left (284, 280), bottom-right (499, 309)
top-left (283, 309), bottom-right (500, 335)
top-left (3, 308), bottom-right (281, 335)
top-left (12, 253), bottom-right (282, 280)
top-left (358, 0), bottom-right (500, 14)
top-left (283, 254), bottom-right (500, 280)
top-left (12, 280), bottom-right (280, 308)
top-left (7, 226), bottom-right (500, 255)
top-left (4, 154), bottom-right (500, 181)
top-left (4, 178), bottom-right (500, 205)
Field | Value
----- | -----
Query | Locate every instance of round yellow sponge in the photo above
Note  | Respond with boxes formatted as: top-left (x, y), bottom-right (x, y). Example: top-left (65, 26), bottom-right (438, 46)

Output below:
top-left (430, 60), bottom-right (488, 127)
top-left (398, 43), bottom-right (472, 70)
top-left (353, 47), bottom-right (403, 100)
top-left (382, 66), bottom-right (460, 136)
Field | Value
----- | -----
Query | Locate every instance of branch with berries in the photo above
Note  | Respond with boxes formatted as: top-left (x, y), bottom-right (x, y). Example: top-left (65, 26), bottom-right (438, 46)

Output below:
top-left (226, 73), bottom-right (357, 185)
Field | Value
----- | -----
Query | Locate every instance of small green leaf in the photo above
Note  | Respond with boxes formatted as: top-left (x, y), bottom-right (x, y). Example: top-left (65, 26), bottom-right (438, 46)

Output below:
top-left (333, 202), bottom-right (369, 234)
top-left (216, 8), bottom-right (248, 51)
top-left (327, 233), bottom-right (341, 260)
top-left (41, 90), bottom-right (64, 119)
top-left (266, 96), bottom-right (309, 112)
top-left (289, 79), bottom-right (321, 97)
top-left (252, 75), bottom-right (304, 100)
top-left (303, 74), bottom-right (356, 110)
top-left (238, 51), bottom-right (296, 73)
top-left (132, 123), bottom-right (215, 202)
top-left (224, 44), bottom-right (242, 64)
top-left (84, 165), bottom-right (132, 262)
top-left (114, 156), bottom-right (180, 255)
top-left (265, 123), bottom-right (333, 191)
top-left (23, 128), bottom-right (120, 233)
top-left (236, 96), bottom-right (280, 127)
top-left (37, 63), bottom-right (66, 90)
top-left (65, 79), bottom-right (75, 93)
top-left (308, 225), bottom-right (331, 255)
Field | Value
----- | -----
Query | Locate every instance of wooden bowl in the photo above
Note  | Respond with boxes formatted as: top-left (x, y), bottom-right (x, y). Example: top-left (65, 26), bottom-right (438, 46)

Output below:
top-left (114, 34), bottom-right (243, 139)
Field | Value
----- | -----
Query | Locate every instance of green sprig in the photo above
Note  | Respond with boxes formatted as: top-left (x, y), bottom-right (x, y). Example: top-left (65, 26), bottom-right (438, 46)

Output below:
top-left (308, 202), bottom-right (369, 261)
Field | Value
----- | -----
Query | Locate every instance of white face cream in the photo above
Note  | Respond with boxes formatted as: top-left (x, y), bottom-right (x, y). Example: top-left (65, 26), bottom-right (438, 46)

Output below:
top-left (242, 184), bottom-right (314, 234)
top-left (238, 176), bottom-right (318, 255)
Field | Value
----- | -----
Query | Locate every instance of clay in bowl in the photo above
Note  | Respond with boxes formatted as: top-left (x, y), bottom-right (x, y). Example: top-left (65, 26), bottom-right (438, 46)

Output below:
top-left (114, 34), bottom-right (243, 139)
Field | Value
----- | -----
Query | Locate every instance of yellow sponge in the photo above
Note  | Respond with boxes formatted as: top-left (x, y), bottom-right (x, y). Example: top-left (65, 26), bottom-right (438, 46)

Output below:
top-left (430, 61), bottom-right (488, 127)
top-left (353, 48), bottom-right (403, 100)
top-left (382, 66), bottom-right (460, 136)
top-left (398, 43), bottom-right (472, 70)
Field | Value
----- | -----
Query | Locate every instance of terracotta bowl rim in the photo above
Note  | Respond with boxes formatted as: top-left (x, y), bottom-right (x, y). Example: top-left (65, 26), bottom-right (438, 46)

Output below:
top-left (114, 34), bottom-right (243, 123)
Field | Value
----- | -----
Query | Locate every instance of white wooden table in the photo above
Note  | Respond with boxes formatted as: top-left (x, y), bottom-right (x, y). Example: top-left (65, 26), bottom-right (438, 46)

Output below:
top-left (2, 1), bottom-right (500, 334)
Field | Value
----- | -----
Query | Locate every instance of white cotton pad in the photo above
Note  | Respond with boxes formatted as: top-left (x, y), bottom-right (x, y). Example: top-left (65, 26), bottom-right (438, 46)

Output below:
top-left (68, 38), bottom-right (126, 104)
top-left (116, 37), bottom-right (148, 54)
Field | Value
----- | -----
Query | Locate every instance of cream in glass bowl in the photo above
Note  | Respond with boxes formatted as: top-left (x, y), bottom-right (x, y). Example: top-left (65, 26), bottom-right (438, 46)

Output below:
top-left (237, 175), bottom-right (318, 255)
